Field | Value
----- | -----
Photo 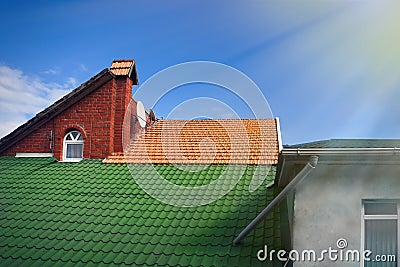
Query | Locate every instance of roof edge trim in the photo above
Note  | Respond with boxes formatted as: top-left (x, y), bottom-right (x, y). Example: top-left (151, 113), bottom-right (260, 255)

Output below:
top-left (275, 117), bottom-right (283, 152)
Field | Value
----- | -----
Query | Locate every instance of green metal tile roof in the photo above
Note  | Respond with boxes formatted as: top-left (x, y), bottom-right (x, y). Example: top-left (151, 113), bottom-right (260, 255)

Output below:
top-left (285, 138), bottom-right (400, 148)
top-left (0, 157), bottom-right (281, 266)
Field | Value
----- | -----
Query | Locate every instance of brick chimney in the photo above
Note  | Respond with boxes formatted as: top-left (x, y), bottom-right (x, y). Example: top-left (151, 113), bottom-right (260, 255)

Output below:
top-left (109, 60), bottom-right (138, 153)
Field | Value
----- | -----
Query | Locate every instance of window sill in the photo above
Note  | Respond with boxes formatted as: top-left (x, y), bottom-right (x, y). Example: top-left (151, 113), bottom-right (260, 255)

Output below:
top-left (60, 158), bottom-right (83, 163)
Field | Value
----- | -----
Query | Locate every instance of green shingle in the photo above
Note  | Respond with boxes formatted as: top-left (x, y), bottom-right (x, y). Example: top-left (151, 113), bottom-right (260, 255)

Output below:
top-left (0, 157), bottom-right (281, 266)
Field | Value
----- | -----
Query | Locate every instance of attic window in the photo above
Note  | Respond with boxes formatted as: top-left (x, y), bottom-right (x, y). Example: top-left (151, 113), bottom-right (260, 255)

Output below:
top-left (63, 130), bottom-right (84, 162)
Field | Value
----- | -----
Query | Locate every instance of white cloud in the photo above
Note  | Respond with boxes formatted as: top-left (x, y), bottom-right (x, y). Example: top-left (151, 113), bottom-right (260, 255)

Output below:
top-left (0, 65), bottom-right (73, 138)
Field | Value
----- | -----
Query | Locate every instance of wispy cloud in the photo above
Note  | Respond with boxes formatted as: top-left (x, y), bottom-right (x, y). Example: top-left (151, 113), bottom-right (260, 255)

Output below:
top-left (0, 65), bottom-right (74, 138)
top-left (67, 77), bottom-right (77, 87)
top-left (42, 68), bottom-right (60, 75)
top-left (79, 64), bottom-right (88, 72)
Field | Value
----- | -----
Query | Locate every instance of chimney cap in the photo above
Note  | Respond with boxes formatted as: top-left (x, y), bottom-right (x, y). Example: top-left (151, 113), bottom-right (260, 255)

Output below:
top-left (110, 59), bottom-right (138, 83)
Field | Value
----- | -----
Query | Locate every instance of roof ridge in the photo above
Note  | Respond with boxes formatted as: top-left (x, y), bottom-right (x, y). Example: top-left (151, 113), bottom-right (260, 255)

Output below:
top-left (286, 138), bottom-right (400, 149)
top-left (112, 59), bottom-right (135, 62)
top-left (330, 138), bottom-right (400, 141)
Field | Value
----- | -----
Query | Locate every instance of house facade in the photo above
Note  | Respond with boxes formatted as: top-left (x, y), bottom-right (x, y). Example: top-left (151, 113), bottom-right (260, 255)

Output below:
top-left (4, 58), bottom-right (397, 267)
top-left (277, 139), bottom-right (400, 267)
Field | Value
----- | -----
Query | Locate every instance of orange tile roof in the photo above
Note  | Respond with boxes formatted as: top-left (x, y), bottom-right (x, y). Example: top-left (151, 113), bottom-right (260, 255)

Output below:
top-left (110, 59), bottom-right (135, 76)
top-left (104, 119), bottom-right (279, 165)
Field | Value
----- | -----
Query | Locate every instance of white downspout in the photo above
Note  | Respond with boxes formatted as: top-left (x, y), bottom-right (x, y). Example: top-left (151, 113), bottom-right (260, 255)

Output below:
top-left (233, 155), bottom-right (319, 245)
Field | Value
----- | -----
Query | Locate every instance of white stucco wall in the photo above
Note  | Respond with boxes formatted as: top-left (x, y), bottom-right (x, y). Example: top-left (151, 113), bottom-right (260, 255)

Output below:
top-left (292, 163), bottom-right (400, 267)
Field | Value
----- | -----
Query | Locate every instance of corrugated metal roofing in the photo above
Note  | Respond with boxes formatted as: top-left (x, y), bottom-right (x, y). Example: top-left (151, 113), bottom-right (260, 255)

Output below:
top-left (105, 119), bottom-right (279, 165)
top-left (0, 157), bottom-right (281, 266)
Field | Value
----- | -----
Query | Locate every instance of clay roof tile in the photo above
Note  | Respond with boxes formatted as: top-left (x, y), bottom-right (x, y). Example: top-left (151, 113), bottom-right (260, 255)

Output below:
top-left (104, 119), bottom-right (279, 165)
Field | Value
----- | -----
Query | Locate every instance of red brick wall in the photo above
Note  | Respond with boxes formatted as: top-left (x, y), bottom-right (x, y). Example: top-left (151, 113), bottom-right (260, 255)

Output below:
top-left (3, 126), bottom-right (54, 155)
top-left (2, 76), bottom-right (136, 160)
top-left (114, 77), bottom-right (133, 153)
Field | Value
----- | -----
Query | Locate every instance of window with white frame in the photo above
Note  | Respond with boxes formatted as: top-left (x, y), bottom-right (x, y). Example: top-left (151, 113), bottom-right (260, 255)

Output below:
top-left (63, 130), bottom-right (84, 162)
top-left (362, 200), bottom-right (398, 267)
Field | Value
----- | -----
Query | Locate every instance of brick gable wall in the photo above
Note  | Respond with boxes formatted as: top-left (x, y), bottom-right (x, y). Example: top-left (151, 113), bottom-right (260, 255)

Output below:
top-left (1, 75), bottom-right (138, 160)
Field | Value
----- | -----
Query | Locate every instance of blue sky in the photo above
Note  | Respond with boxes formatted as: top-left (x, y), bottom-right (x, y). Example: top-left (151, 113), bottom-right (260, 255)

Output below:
top-left (0, 0), bottom-right (399, 144)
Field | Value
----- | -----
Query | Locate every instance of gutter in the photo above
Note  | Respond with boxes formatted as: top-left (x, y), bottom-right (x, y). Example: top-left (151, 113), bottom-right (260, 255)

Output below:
top-left (233, 155), bottom-right (319, 245)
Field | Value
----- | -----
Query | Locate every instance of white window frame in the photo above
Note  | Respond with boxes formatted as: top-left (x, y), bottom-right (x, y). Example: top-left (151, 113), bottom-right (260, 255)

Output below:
top-left (62, 130), bottom-right (84, 162)
top-left (361, 199), bottom-right (399, 267)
